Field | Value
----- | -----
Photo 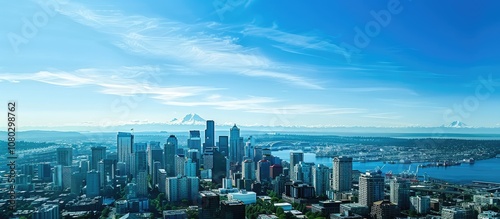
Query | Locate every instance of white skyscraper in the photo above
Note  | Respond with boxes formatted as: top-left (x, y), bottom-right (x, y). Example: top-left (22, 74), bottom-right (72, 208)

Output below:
top-left (117, 132), bottom-right (133, 175)
top-left (333, 156), bottom-right (353, 192)
top-left (410, 196), bottom-right (431, 214)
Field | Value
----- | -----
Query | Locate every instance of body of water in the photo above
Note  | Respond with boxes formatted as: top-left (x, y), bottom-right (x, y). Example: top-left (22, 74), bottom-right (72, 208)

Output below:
top-left (272, 150), bottom-right (500, 184)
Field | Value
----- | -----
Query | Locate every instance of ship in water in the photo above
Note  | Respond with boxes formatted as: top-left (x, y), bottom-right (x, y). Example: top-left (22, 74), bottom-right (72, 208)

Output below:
top-left (462, 158), bottom-right (475, 164)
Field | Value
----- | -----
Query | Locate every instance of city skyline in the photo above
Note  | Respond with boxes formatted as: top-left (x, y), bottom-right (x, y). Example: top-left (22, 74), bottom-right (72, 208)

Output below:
top-left (2, 1), bottom-right (500, 130)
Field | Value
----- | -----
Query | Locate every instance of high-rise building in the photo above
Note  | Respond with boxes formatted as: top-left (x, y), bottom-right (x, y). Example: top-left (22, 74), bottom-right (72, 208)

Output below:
top-left (184, 158), bottom-right (197, 177)
top-left (188, 130), bottom-right (202, 152)
top-left (229, 125), bottom-right (241, 163)
top-left (203, 147), bottom-right (214, 170)
top-left (117, 132), bottom-right (134, 175)
top-left (52, 165), bottom-right (63, 190)
top-left (212, 149), bottom-right (228, 184)
top-left (164, 135), bottom-right (178, 177)
top-left (205, 120), bottom-right (215, 149)
top-left (32, 204), bottom-right (60, 219)
top-left (295, 162), bottom-right (313, 185)
top-left (333, 156), bottom-right (353, 192)
top-left (218, 136), bottom-right (229, 156)
top-left (71, 171), bottom-right (82, 195)
top-left (158, 168), bottom-right (167, 193)
top-left (359, 171), bottom-right (385, 208)
top-left (270, 164), bottom-right (283, 179)
top-left (86, 170), bottom-right (100, 198)
top-left (312, 164), bottom-right (330, 197)
top-left (62, 166), bottom-right (72, 189)
top-left (165, 176), bottom-right (199, 202)
top-left (37, 163), bottom-right (52, 182)
top-left (257, 159), bottom-right (271, 182)
top-left (220, 200), bottom-right (246, 219)
top-left (199, 191), bottom-right (220, 219)
top-left (132, 150), bottom-right (147, 177)
top-left (103, 158), bottom-right (117, 181)
top-left (148, 141), bottom-right (163, 175)
top-left (370, 200), bottom-right (400, 219)
top-left (245, 142), bottom-right (254, 160)
top-left (253, 146), bottom-right (262, 164)
top-left (56, 147), bottom-right (72, 166)
top-left (242, 159), bottom-right (255, 180)
top-left (137, 171), bottom-right (148, 197)
top-left (91, 146), bottom-right (106, 171)
top-left (390, 178), bottom-right (410, 210)
top-left (152, 161), bottom-right (162, 186)
top-left (410, 196), bottom-right (430, 214)
top-left (175, 154), bottom-right (186, 176)
top-left (289, 152), bottom-right (304, 181)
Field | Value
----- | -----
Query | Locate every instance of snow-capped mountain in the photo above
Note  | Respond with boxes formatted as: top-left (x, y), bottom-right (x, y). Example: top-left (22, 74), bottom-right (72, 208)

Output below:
top-left (168, 113), bottom-right (206, 125)
top-left (447, 121), bottom-right (468, 128)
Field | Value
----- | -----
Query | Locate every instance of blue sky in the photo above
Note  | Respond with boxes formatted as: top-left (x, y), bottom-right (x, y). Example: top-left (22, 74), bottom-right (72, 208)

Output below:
top-left (1, 0), bottom-right (500, 130)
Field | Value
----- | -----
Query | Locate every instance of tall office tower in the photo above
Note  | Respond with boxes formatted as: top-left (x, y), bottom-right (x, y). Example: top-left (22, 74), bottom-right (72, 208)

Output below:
top-left (21, 164), bottom-right (34, 176)
top-left (359, 171), bottom-right (385, 208)
top-left (253, 146), bottom-right (262, 164)
top-left (98, 161), bottom-right (105, 187)
top-left (103, 158), bottom-right (117, 181)
top-left (390, 178), bottom-right (411, 210)
top-left (175, 154), bottom-right (186, 176)
top-left (333, 156), bottom-right (353, 192)
top-left (117, 132), bottom-right (134, 175)
top-left (165, 176), bottom-right (199, 202)
top-left (256, 159), bottom-right (271, 182)
top-left (116, 162), bottom-right (126, 176)
top-left (132, 150), bottom-right (147, 177)
top-left (205, 120), bottom-right (215, 149)
top-left (237, 137), bottom-right (245, 163)
top-left (203, 147), bottom-right (215, 170)
top-left (91, 146), bottom-right (106, 171)
top-left (38, 163), bottom-right (52, 182)
top-left (79, 160), bottom-right (89, 180)
top-left (133, 142), bottom-right (147, 152)
top-left (184, 158), bottom-right (197, 177)
top-left (199, 191), bottom-right (220, 219)
top-left (158, 169), bottom-right (167, 193)
top-left (410, 196), bottom-right (431, 214)
top-left (270, 164), bottom-right (283, 179)
top-left (137, 171), bottom-right (148, 197)
top-left (242, 159), bottom-right (255, 180)
top-left (32, 204), bottom-right (60, 219)
top-left (152, 161), bottom-right (161, 186)
top-left (71, 171), bottom-right (82, 195)
top-left (229, 124), bottom-right (240, 163)
top-left (289, 152), bottom-right (304, 181)
top-left (62, 166), bottom-right (72, 189)
top-left (86, 170), bottom-right (100, 198)
top-left (212, 149), bottom-right (228, 184)
top-left (295, 162), bottom-right (313, 185)
top-left (56, 147), bottom-right (72, 166)
top-left (188, 130), bottom-right (202, 151)
top-left (218, 136), bottom-right (229, 156)
top-left (244, 141), bottom-right (254, 160)
top-left (220, 200), bottom-right (246, 219)
top-left (164, 135), bottom-right (178, 177)
top-left (52, 165), bottom-right (63, 190)
top-left (148, 141), bottom-right (163, 175)
top-left (312, 164), bottom-right (330, 197)
top-left (272, 174), bottom-right (287, 198)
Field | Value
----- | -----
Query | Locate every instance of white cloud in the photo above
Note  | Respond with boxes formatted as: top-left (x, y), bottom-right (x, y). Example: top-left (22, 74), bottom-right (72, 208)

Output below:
top-left (54, 3), bottom-right (323, 89)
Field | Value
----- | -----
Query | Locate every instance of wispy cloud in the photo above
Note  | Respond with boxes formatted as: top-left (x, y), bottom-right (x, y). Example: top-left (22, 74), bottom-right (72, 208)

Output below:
top-left (54, 3), bottom-right (323, 89)
top-left (242, 25), bottom-right (350, 60)
top-left (362, 112), bottom-right (402, 120)
top-left (334, 87), bottom-right (419, 96)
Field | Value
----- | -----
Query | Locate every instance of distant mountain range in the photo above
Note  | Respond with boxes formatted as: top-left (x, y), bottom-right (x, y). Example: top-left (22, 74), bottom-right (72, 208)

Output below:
top-left (446, 121), bottom-right (468, 128)
top-left (168, 113), bottom-right (206, 125)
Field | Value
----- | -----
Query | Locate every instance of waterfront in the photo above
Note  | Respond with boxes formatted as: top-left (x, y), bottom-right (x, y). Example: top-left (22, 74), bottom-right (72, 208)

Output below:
top-left (273, 150), bottom-right (500, 184)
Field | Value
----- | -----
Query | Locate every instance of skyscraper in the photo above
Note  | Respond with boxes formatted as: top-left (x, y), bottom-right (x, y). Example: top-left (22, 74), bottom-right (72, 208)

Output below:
top-left (137, 171), bottom-right (148, 197)
top-left (229, 124), bottom-right (240, 163)
top-left (117, 132), bottom-right (134, 175)
top-left (199, 191), bottom-right (220, 219)
top-left (205, 120), bottom-right (215, 149)
top-left (289, 152), bottom-right (304, 181)
top-left (184, 158), bottom-right (197, 177)
top-left (256, 159), bottom-right (271, 182)
top-left (188, 130), bottom-right (202, 152)
top-left (91, 146), bottom-right (106, 171)
top-left (410, 196), bottom-right (430, 214)
top-left (333, 156), bottom-right (353, 192)
top-left (133, 149), bottom-right (147, 177)
top-left (165, 176), bottom-right (199, 202)
top-left (218, 136), bottom-right (229, 156)
top-left (390, 178), bottom-right (410, 210)
top-left (86, 170), bottom-right (100, 198)
top-left (175, 154), bottom-right (186, 176)
top-left (56, 147), bottom-right (72, 166)
top-left (164, 135), bottom-right (178, 177)
top-left (148, 141), bottom-right (163, 175)
top-left (295, 161), bottom-right (313, 185)
top-left (52, 165), bottom-right (63, 190)
top-left (359, 171), bottom-right (385, 208)
top-left (312, 164), bottom-right (330, 197)
top-left (242, 159), bottom-right (255, 180)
